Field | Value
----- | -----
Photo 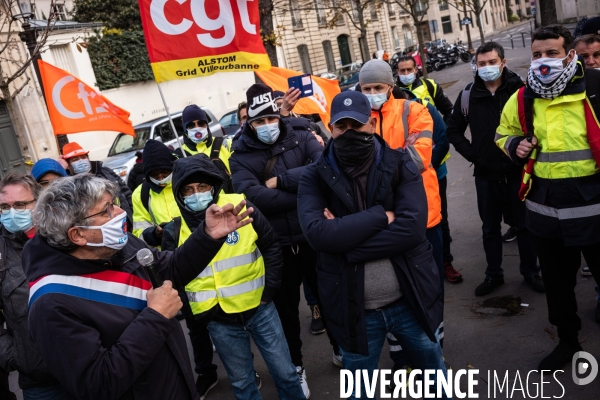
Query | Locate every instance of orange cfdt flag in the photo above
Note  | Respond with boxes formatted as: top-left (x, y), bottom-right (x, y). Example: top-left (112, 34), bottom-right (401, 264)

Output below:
top-left (255, 67), bottom-right (341, 126)
top-left (38, 60), bottom-right (135, 136)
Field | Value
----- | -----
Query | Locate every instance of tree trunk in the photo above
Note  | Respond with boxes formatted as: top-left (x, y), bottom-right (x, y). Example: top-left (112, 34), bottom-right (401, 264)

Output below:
top-left (357, 2), bottom-right (370, 61)
top-left (463, 2), bottom-right (474, 52)
top-left (477, 12), bottom-right (485, 45)
top-left (539, 0), bottom-right (557, 26)
top-left (0, 85), bottom-right (30, 161)
top-left (259, 0), bottom-right (278, 67)
top-left (413, 17), bottom-right (428, 78)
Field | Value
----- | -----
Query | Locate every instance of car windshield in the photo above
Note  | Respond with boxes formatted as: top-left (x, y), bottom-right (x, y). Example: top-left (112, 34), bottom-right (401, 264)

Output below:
top-left (107, 127), bottom-right (151, 157)
top-left (339, 72), bottom-right (359, 86)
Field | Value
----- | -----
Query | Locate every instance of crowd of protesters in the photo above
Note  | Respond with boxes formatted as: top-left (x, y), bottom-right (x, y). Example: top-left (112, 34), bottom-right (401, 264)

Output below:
top-left (0, 21), bottom-right (599, 400)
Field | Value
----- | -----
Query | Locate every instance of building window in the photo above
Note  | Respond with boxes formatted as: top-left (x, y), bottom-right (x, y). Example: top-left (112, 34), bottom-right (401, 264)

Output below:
top-left (392, 26), bottom-right (400, 48)
top-left (526, 7), bottom-right (531, 15)
top-left (439, 1), bottom-right (448, 11)
top-left (388, 3), bottom-right (396, 19)
top-left (370, 5), bottom-right (378, 21)
top-left (53, 3), bottom-right (68, 21)
top-left (515, 0), bottom-right (520, 3)
top-left (375, 32), bottom-right (383, 51)
top-left (315, 0), bottom-right (327, 27)
top-left (441, 16), bottom-right (452, 34)
top-left (402, 25), bottom-right (413, 48)
top-left (415, 0), bottom-right (427, 16)
top-left (297, 45), bottom-right (312, 74)
top-left (290, 0), bottom-right (303, 29)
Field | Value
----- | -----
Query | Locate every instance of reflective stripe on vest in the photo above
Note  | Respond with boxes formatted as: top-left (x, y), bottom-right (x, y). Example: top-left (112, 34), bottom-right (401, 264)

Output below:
top-left (183, 193), bottom-right (265, 315)
top-left (525, 199), bottom-right (600, 219)
top-left (537, 149), bottom-right (594, 163)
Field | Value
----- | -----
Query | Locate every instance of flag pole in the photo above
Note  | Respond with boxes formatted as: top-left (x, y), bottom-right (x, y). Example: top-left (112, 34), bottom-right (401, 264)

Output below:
top-left (156, 82), bottom-right (186, 157)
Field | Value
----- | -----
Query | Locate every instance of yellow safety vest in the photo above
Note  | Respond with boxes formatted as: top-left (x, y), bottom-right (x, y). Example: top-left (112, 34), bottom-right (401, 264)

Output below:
top-left (181, 193), bottom-right (265, 316)
top-left (132, 183), bottom-right (181, 238)
top-left (182, 139), bottom-right (232, 172)
top-left (408, 78), bottom-right (438, 106)
top-left (496, 89), bottom-right (599, 180)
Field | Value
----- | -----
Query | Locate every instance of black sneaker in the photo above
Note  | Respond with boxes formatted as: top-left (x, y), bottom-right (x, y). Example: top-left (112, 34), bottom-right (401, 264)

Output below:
top-left (196, 374), bottom-right (218, 400)
top-left (596, 304), bottom-right (600, 324)
top-left (538, 341), bottom-right (582, 371)
top-left (475, 277), bottom-right (505, 296)
top-left (255, 371), bottom-right (262, 390)
top-left (310, 305), bottom-right (326, 335)
top-left (524, 275), bottom-right (545, 293)
top-left (502, 226), bottom-right (517, 242)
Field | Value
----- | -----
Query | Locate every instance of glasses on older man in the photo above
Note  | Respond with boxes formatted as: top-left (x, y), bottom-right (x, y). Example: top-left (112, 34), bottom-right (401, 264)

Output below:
top-left (82, 198), bottom-right (121, 220)
top-left (0, 200), bottom-right (36, 214)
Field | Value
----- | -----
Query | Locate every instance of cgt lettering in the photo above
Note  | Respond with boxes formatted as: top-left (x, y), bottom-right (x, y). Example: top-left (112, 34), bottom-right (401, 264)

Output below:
top-left (176, 68), bottom-right (198, 77)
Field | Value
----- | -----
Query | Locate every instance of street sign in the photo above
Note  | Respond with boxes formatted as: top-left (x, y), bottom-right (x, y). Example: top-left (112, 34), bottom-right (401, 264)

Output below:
top-left (532, 7), bottom-right (536, 15)
top-left (461, 17), bottom-right (472, 26)
top-left (429, 20), bottom-right (439, 33)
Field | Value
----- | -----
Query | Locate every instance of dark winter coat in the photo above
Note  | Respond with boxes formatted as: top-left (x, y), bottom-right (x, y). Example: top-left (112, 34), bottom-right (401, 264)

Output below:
top-left (297, 135), bottom-right (443, 356)
top-left (22, 223), bottom-right (227, 399)
top-left (127, 162), bottom-right (145, 192)
top-left (0, 227), bottom-right (62, 391)
top-left (162, 155), bottom-right (283, 324)
top-left (230, 117), bottom-right (323, 246)
top-left (446, 68), bottom-right (524, 180)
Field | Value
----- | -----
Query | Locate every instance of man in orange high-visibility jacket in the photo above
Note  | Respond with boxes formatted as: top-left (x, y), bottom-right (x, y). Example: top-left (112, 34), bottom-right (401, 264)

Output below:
top-left (359, 59), bottom-right (442, 244)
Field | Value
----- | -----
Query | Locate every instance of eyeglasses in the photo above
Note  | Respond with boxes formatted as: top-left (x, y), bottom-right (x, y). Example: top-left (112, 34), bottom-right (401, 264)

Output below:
top-left (181, 183), bottom-right (212, 196)
top-left (0, 200), bottom-right (36, 214)
top-left (83, 198), bottom-right (121, 220)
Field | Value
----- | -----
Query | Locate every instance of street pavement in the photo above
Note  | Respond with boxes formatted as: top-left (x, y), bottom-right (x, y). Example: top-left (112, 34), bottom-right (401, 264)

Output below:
top-left (8, 21), bottom-right (600, 400)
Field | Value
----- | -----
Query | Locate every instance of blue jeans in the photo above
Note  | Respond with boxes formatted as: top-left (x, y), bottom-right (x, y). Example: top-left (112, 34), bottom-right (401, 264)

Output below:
top-left (340, 298), bottom-right (450, 399)
top-left (474, 176), bottom-right (539, 279)
top-left (22, 383), bottom-right (67, 400)
top-left (207, 302), bottom-right (305, 400)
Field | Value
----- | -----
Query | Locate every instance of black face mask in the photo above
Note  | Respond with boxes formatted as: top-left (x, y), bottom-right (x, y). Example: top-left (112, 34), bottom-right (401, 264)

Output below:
top-left (333, 129), bottom-right (375, 167)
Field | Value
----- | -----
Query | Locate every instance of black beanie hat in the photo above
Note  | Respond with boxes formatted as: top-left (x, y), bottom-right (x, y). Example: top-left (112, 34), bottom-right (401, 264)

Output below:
top-left (245, 83), bottom-right (280, 123)
top-left (143, 139), bottom-right (177, 178)
top-left (182, 105), bottom-right (208, 130)
top-left (582, 17), bottom-right (600, 35)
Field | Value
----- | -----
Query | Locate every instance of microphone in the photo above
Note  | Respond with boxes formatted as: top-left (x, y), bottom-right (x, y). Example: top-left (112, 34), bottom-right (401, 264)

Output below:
top-left (136, 248), bottom-right (164, 288)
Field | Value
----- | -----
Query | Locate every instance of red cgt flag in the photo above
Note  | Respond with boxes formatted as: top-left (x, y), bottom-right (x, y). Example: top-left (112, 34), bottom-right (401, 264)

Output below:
top-left (255, 67), bottom-right (341, 126)
top-left (138, 0), bottom-right (271, 82)
top-left (38, 60), bottom-right (135, 136)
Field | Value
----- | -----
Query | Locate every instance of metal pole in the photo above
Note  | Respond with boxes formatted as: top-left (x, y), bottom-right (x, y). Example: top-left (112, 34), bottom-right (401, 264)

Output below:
top-left (529, 19), bottom-right (533, 35)
top-left (19, 22), bottom-right (45, 101)
top-left (521, 32), bottom-right (526, 47)
top-left (510, 34), bottom-right (514, 49)
top-left (156, 83), bottom-right (186, 157)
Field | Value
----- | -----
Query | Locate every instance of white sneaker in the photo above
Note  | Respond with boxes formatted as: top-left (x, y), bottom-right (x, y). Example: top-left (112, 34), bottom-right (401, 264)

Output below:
top-left (332, 350), bottom-right (343, 368)
top-left (296, 366), bottom-right (310, 399)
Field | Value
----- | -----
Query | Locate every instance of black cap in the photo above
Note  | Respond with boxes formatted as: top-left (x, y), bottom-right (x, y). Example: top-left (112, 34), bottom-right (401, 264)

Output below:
top-left (246, 84), bottom-right (280, 123)
top-left (330, 91), bottom-right (371, 125)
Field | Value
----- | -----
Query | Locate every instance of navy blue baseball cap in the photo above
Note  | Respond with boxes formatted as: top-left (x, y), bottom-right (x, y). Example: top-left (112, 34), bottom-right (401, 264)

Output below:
top-left (330, 91), bottom-right (371, 125)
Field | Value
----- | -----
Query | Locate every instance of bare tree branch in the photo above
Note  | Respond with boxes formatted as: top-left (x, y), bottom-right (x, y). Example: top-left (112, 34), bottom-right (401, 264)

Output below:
top-left (10, 75), bottom-right (30, 98)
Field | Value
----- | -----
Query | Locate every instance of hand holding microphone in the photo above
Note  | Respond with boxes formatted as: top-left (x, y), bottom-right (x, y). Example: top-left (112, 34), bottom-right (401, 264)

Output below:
top-left (137, 249), bottom-right (182, 319)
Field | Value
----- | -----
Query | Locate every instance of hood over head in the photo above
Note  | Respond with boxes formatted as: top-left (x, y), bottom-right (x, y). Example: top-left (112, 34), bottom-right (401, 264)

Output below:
top-left (143, 139), bottom-right (177, 192)
top-left (172, 154), bottom-right (225, 231)
top-left (181, 105), bottom-right (213, 150)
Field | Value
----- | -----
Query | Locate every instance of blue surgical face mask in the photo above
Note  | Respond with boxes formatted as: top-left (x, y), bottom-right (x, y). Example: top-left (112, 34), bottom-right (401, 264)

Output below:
top-left (399, 73), bottom-right (416, 85)
top-left (365, 91), bottom-right (389, 110)
top-left (1, 208), bottom-right (34, 233)
top-left (72, 159), bottom-right (91, 174)
top-left (255, 122), bottom-right (280, 144)
top-left (184, 191), bottom-right (213, 212)
top-left (478, 65), bottom-right (502, 82)
top-left (186, 127), bottom-right (209, 143)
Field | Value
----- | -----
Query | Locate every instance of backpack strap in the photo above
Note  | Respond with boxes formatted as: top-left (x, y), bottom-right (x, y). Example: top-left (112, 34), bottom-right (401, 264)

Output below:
top-left (172, 217), bottom-right (182, 249)
top-left (210, 137), bottom-right (224, 161)
top-left (461, 82), bottom-right (474, 120)
top-left (140, 181), bottom-right (158, 225)
top-left (263, 154), bottom-right (280, 182)
top-left (422, 78), bottom-right (436, 99)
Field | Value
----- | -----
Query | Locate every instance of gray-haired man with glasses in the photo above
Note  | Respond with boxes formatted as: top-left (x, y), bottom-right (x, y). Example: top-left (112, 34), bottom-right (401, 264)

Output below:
top-left (21, 173), bottom-right (254, 399)
top-left (0, 171), bottom-right (67, 399)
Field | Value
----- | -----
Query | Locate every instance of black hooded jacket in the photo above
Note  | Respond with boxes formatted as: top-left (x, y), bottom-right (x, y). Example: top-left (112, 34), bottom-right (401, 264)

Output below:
top-left (230, 117), bottom-right (323, 246)
top-left (446, 67), bottom-right (524, 179)
top-left (162, 155), bottom-right (283, 323)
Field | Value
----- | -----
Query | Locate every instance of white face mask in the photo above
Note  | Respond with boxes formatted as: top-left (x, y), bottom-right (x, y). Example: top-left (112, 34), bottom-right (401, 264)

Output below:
top-left (255, 122), bottom-right (280, 144)
top-left (149, 173), bottom-right (172, 187)
top-left (77, 213), bottom-right (128, 250)
top-left (478, 65), bottom-right (502, 82)
top-left (399, 73), bottom-right (416, 85)
top-left (72, 159), bottom-right (91, 174)
top-left (186, 127), bottom-right (209, 143)
top-left (530, 51), bottom-right (573, 84)
top-left (365, 91), bottom-right (389, 110)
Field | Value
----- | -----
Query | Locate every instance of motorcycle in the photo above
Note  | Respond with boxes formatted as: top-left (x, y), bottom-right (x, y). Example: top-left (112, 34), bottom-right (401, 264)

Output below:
top-left (455, 40), bottom-right (473, 63)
